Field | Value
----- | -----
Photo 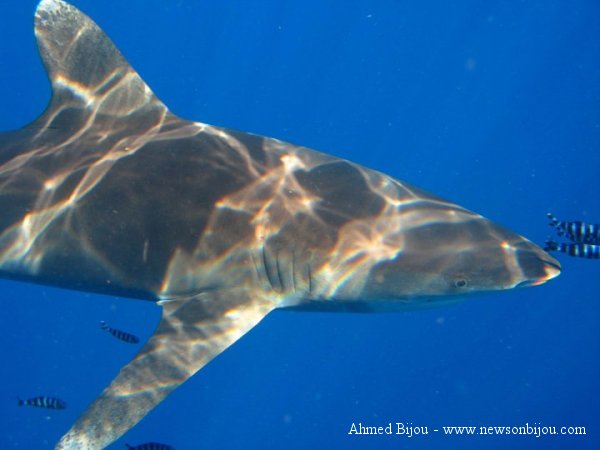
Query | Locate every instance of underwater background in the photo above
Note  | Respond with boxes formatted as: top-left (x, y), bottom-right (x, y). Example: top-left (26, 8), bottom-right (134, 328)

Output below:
top-left (0, 0), bottom-right (598, 449)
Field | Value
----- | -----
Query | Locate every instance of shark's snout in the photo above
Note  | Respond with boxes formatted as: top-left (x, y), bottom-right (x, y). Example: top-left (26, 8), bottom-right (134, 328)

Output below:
top-left (519, 257), bottom-right (561, 287)
top-left (514, 245), bottom-right (561, 288)
top-left (540, 257), bottom-right (561, 281)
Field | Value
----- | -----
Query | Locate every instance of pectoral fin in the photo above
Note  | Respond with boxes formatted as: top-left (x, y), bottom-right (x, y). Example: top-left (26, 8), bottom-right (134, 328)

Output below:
top-left (56, 290), bottom-right (274, 449)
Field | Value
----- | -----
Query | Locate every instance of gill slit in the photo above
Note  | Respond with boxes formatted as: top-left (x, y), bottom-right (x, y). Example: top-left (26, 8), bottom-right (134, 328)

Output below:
top-left (261, 246), bottom-right (276, 291)
top-left (291, 252), bottom-right (297, 294)
top-left (275, 249), bottom-right (285, 292)
top-left (307, 264), bottom-right (313, 297)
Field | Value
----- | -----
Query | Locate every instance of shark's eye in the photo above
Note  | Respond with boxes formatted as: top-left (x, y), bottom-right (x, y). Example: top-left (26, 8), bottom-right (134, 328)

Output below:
top-left (454, 278), bottom-right (468, 288)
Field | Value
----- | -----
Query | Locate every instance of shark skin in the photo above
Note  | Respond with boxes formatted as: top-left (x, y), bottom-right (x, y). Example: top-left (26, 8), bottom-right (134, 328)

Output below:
top-left (0, 0), bottom-right (560, 448)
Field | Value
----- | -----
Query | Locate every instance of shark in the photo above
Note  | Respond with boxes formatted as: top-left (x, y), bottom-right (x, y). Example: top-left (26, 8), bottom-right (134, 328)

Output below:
top-left (0, 0), bottom-right (561, 448)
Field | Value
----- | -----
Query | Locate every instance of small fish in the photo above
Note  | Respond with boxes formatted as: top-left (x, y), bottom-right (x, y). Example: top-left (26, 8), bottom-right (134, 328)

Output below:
top-left (545, 239), bottom-right (600, 259)
top-left (547, 213), bottom-right (600, 244)
top-left (100, 321), bottom-right (140, 344)
top-left (125, 443), bottom-right (174, 450)
top-left (18, 396), bottom-right (66, 409)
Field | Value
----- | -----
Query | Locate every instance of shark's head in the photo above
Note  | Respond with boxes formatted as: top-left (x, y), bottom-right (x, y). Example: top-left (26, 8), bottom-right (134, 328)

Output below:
top-left (282, 161), bottom-right (560, 307)
top-left (359, 212), bottom-right (561, 304)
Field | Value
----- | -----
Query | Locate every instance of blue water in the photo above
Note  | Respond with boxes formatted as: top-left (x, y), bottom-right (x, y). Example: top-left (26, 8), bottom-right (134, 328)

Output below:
top-left (0, 1), bottom-right (598, 449)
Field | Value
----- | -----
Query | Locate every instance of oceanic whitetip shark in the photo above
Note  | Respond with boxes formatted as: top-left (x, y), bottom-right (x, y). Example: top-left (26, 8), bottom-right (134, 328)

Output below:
top-left (0, 0), bottom-right (561, 448)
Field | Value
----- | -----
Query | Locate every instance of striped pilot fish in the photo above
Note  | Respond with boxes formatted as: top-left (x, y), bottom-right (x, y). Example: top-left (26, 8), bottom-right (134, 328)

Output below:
top-left (100, 321), bottom-right (140, 344)
top-left (545, 240), bottom-right (600, 259)
top-left (18, 396), bottom-right (66, 410)
top-left (547, 213), bottom-right (600, 244)
top-left (546, 213), bottom-right (600, 259)
top-left (125, 443), bottom-right (174, 450)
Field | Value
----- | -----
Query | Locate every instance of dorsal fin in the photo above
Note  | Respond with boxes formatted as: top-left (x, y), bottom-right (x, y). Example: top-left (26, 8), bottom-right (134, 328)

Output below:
top-left (34, 0), bottom-right (169, 124)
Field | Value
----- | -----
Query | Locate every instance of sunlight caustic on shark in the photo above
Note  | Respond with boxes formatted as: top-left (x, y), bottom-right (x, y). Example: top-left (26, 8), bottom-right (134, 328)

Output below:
top-left (0, 0), bottom-right (560, 448)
